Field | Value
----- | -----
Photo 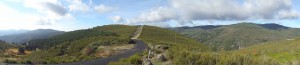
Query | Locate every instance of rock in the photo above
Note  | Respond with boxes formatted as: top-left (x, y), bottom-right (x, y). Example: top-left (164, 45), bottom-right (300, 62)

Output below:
top-left (142, 60), bottom-right (153, 65)
top-left (155, 45), bottom-right (169, 52)
top-left (157, 54), bottom-right (166, 62)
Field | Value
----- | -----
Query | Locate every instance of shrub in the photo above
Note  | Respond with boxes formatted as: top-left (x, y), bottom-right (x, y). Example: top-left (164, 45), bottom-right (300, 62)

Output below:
top-left (4, 59), bottom-right (17, 64)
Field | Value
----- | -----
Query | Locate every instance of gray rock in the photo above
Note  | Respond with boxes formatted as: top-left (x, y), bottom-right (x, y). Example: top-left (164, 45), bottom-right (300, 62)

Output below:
top-left (157, 54), bottom-right (166, 62)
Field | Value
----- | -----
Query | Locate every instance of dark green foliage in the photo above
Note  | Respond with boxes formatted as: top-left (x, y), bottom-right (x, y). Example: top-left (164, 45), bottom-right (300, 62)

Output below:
top-left (0, 40), bottom-right (16, 50)
top-left (18, 47), bottom-right (25, 54)
top-left (127, 54), bottom-right (143, 64)
top-left (109, 53), bottom-right (142, 65)
top-left (4, 59), bottom-right (17, 63)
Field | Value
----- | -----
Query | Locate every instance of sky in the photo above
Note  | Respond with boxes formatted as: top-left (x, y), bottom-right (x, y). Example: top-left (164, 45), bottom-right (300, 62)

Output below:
top-left (0, 0), bottom-right (299, 31)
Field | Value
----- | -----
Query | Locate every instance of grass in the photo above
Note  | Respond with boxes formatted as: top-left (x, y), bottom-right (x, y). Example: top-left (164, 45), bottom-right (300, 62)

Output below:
top-left (111, 25), bottom-right (299, 65)
top-left (233, 38), bottom-right (300, 64)
top-left (2, 24), bottom-right (300, 65)
top-left (172, 23), bottom-right (300, 51)
top-left (0, 25), bottom-right (138, 64)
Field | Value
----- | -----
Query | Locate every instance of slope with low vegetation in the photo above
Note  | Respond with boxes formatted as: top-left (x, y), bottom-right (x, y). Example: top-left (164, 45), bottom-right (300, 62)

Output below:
top-left (171, 23), bottom-right (300, 51)
top-left (111, 25), bottom-right (299, 65)
top-left (0, 25), bottom-right (138, 64)
top-left (0, 40), bottom-right (16, 50)
top-left (110, 25), bottom-right (210, 65)
top-left (0, 40), bottom-right (21, 63)
top-left (233, 37), bottom-right (300, 65)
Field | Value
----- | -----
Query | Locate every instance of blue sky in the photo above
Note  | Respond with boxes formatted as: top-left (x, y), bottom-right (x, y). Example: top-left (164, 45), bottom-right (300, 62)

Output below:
top-left (0, 0), bottom-right (299, 31)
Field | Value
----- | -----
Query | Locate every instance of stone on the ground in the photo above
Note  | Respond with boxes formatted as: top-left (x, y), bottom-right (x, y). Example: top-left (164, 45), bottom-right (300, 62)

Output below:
top-left (157, 54), bottom-right (166, 62)
top-left (142, 60), bottom-right (153, 65)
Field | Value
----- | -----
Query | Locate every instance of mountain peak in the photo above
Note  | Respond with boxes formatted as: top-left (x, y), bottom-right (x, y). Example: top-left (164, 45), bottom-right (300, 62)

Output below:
top-left (258, 23), bottom-right (289, 30)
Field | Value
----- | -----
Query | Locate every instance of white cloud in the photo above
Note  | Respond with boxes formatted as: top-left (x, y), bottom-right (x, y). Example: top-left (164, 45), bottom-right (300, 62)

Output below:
top-left (276, 10), bottom-right (299, 19)
top-left (111, 16), bottom-right (123, 22)
top-left (43, 2), bottom-right (68, 16)
top-left (89, 0), bottom-right (93, 5)
top-left (67, 0), bottom-right (90, 12)
top-left (23, 0), bottom-right (74, 25)
top-left (121, 0), bottom-right (299, 26)
top-left (0, 3), bottom-right (39, 30)
top-left (94, 4), bottom-right (115, 13)
top-left (126, 7), bottom-right (177, 23)
top-left (0, 0), bottom-right (75, 30)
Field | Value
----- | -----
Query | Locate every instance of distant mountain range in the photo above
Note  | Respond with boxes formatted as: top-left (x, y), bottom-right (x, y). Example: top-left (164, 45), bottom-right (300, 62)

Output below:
top-left (171, 23), bottom-right (300, 51)
top-left (0, 30), bottom-right (30, 36)
top-left (0, 29), bottom-right (65, 44)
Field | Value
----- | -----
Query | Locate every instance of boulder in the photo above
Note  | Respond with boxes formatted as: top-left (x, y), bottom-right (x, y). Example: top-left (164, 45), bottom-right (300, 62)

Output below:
top-left (157, 54), bottom-right (166, 62)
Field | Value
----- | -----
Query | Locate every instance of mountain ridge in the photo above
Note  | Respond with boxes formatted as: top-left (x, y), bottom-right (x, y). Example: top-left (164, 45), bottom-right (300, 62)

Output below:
top-left (0, 29), bottom-right (65, 44)
top-left (171, 23), bottom-right (300, 51)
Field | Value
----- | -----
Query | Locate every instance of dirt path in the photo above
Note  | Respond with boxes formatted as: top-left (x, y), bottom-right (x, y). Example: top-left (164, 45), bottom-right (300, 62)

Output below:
top-left (50, 39), bottom-right (147, 65)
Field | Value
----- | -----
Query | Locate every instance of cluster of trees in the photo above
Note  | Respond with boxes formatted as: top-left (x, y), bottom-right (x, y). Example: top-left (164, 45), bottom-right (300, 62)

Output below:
top-left (0, 40), bottom-right (16, 50)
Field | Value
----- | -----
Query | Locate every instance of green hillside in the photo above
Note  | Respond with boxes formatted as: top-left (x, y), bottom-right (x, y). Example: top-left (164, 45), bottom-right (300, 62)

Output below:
top-left (26, 29), bottom-right (117, 50)
top-left (0, 25), bottom-right (138, 64)
top-left (171, 23), bottom-right (300, 51)
top-left (111, 25), bottom-right (290, 65)
top-left (233, 37), bottom-right (300, 64)
top-left (110, 25), bottom-right (210, 65)
top-left (140, 26), bottom-right (210, 64)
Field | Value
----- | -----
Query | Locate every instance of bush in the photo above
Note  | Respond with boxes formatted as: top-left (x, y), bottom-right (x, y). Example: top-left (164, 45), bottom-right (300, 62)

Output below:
top-left (4, 59), bottom-right (17, 64)
top-left (127, 54), bottom-right (142, 64)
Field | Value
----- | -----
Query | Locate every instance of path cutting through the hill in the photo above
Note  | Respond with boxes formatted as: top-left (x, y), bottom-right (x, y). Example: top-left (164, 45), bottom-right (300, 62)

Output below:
top-left (2, 25), bottom-right (147, 65)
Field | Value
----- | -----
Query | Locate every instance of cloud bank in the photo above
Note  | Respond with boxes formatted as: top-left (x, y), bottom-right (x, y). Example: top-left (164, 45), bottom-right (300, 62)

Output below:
top-left (120, 0), bottom-right (299, 26)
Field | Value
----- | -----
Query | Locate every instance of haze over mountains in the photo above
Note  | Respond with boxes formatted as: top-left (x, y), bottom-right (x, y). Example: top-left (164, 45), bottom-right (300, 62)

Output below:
top-left (171, 23), bottom-right (300, 51)
top-left (0, 30), bottom-right (30, 36)
top-left (0, 29), bottom-right (65, 44)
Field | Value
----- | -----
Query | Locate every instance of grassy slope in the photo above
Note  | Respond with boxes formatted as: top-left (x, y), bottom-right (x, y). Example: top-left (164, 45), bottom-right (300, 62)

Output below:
top-left (21, 25), bottom-right (137, 64)
top-left (233, 37), bottom-right (300, 64)
top-left (139, 25), bottom-right (209, 51)
top-left (0, 40), bottom-right (18, 63)
top-left (141, 26), bottom-right (211, 65)
top-left (172, 23), bottom-right (300, 51)
top-left (109, 25), bottom-right (210, 65)
top-left (112, 25), bottom-right (300, 65)
top-left (106, 25), bottom-right (300, 65)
